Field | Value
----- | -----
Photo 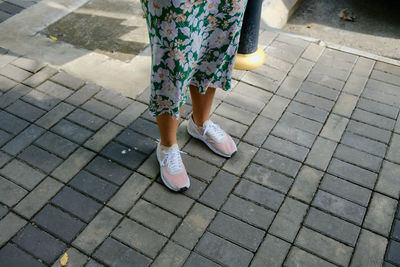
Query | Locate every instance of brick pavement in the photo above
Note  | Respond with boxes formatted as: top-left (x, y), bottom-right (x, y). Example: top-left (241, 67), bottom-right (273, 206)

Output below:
top-left (0, 31), bottom-right (400, 266)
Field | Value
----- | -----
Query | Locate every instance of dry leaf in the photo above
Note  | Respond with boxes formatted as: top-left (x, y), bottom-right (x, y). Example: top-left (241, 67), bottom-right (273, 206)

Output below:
top-left (60, 253), bottom-right (68, 266)
top-left (340, 9), bottom-right (356, 22)
top-left (49, 35), bottom-right (58, 41)
top-left (307, 25), bottom-right (312, 28)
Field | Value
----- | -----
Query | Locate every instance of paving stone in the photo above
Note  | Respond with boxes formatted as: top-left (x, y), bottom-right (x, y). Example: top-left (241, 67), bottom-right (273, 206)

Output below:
top-left (232, 81), bottom-right (273, 103)
top-left (322, 48), bottom-right (358, 64)
top-left (0, 51), bottom-right (17, 68)
top-left (281, 112), bottom-right (323, 135)
top-left (312, 190), bottom-right (366, 225)
top-left (36, 80), bottom-right (74, 100)
top-left (253, 148), bottom-right (302, 178)
top-left (81, 99), bottom-right (120, 120)
top-left (304, 207), bottom-right (360, 246)
top-left (288, 165), bottom-right (323, 203)
top-left (305, 137), bottom-right (337, 171)
top-left (346, 119), bottom-right (392, 144)
top-left (287, 100), bottom-right (329, 123)
top-left (136, 151), bottom-right (159, 179)
top-left (14, 177), bottom-right (63, 218)
top-left (362, 86), bottom-right (400, 107)
top-left (18, 145), bottom-right (63, 173)
top-left (129, 117), bottom-right (160, 140)
top-left (112, 100), bottom-right (147, 127)
top-left (181, 153), bottom-right (219, 182)
top-left (0, 243), bottom-right (46, 267)
top-left (85, 156), bottom-right (131, 186)
top-left (0, 151), bottom-right (10, 168)
top-left (363, 192), bottom-right (397, 237)
top-left (85, 259), bottom-right (105, 267)
top-left (51, 247), bottom-right (88, 267)
top-left (352, 57), bottom-right (375, 76)
top-left (332, 92), bottom-right (358, 118)
top-left (73, 206), bottom-right (122, 254)
top-left (294, 91), bottom-right (335, 111)
top-left (199, 170), bottom-right (238, 210)
top-left (194, 232), bottom-right (253, 267)
top-left (183, 138), bottom-right (226, 167)
top-left (35, 102), bottom-right (75, 129)
top-left (112, 217), bottom-right (168, 259)
top-left (263, 135), bottom-right (309, 162)
top-left (99, 141), bottom-right (146, 170)
top-left (22, 66), bottom-right (57, 87)
top-left (5, 99), bottom-right (46, 122)
top-left (341, 132), bottom-right (387, 158)
top-left (152, 241), bottom-right (190, 267)
top-left (250, 234), bottom-right (290, 267)
top-left (300, 80), bottom-right (341, 101)
top-left (115, 128), bottom-right (156, 155)
top-left (65, 83), bottom-right (102, 106)
top-left (108, 172), bottom-right (150, 213)
top-left (375, 61), bottom-right (400, 76)
top-left (241, 71), bottom-right (280, 92)
top-left (0, 175), bottom-right (27, 206)
top-left (223, 90), bottom-right (266, 114)
top-left (357, 97), bottom-right (399, 119)
top-left (0, 204), bottom-right (7, 219)
top-left (350, 229), bottom-right (387, 267)
top-left (320, 174), bottom-right (372, 207)
top-left (327, 158), bottom-right (377, 189)
top-left (334, 144), bottom-right (383, 172)
top-left (276, 75), bottom-right (303, 99)
top-left (0, 128), bottom-right (12, 147)
top-left (276, 34), bottom-right (310, 49)
top-left (269, 198), bottom-right (308, 242)
top-left (243, 115), bottom-right (275, 147)
top-left (94, 88), bottom-right (133, 109)
top-left (2, 124), bottom-right (45, 156)
top-left (66, 108), bottom-right (106, 131)
top-left (84, 121), bottom-right (124, 152)
top-left (51, 147), bottom-right (95, 183)
top-left (214, 102), bottom-right (257, 126)
top-left (184, 252), bottom-right (221, 267)
top-left (391, 219), bottom-right (400, 241)
top-left (0, 159), bottom-right (45, 190)
top-left (260, 94), bottom-right (290, 120)
top-left (69, 170), bottom-right (118, 203)
top-left (272, 122), bottom-right (317, 148)
top-left (51, 186), bottom-right (102, 222)
top-left (284, 246), bottom-right (336, 267)
top-left (387, 133), bottom-right (400, 164)
top-left (307, 72), bottom-right (345, 90)
top-left (352, 108), bottom-right (395, 131)
top-left (288, 58), bottom-right (314, 79)
top-left (295, 227), bottom-right (353, 266)
top-left (0, 83), bottom-right (31, 108)
top-left (13, 224), bottom-right (66, 264)
top-left (376, 160), bottom-right (400, 199)
top-left (266, 41), bottom-right (305, 64)
top-left (11, 57), bottom-right (45, 73)
top-left (0, 110), bottom-right (29, 135)
top-left (182, 176), bottom-right (207, 200)
top-left (50, 71), bottom-right (85, 90)
top-left (386, 240), bottom-right (400, 266)
top-left (209, 212), bottom-right (264, 251)
top-left (51, 119), bottom-right (93, 144)
top-left (320, 113), bottom-right (348, 142)
top-left (172, 203), bottom-right (215, 250)
top-left (234, 179), bottom-right (284, 211)
top-left (0, 63), bottom-right (32, 82)
top-left (129, 199), bottom-right (181, 237)
top-left (372, 69), bottom-right (400, 87)
top-left (252, 63), bottom-right (287, 84)
top-left (209, 113), bottom-right (248, 138)
top-left (244, 163), bottom-right (293, 194)
top-left (34, 131), bottom-right (78, 159)
top-left (33, 204), bottom-right (85, 242)
top-left (342, 73), bottom-right (368, 97)
top-left (0, 212), bottom-right (26, 246)
top-left (223, 142), bottom-right (257, 175)
top-left (301, 42), bottom-right (325, 62)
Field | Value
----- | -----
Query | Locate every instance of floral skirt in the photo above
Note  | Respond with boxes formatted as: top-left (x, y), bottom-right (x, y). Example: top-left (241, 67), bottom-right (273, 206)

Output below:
top-left (141, 0), bottom-right (248, 119)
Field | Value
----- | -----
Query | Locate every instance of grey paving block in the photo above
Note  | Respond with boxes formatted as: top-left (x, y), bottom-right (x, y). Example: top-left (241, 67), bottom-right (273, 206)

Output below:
top-left (287, 100), bottom-right (329, 123)
top-left (181, 153), bottom-right (219, 182)
top-left (234, 179), bottom-right (284, 211)
top-left (18, 145), bottom-right (63, 173)
top-left (342, 73), bottom-right (368, 97)
top-left (300, 80), bottom-right (341, 101)
top-left (0, 243), bottom-right (45, 267)
top-left (276, 75), bottom-right (303, 99)
top-left (284, 246), bottom-right (336, 267)
top-left (0, 175), bottom-right (27, 206)
top-left (0, 11), bottom-right (11, 23)
top-left (353, 57), bottom-right (375, 76)
top-left (214, 102), bottom-right (257, 126)
top-left (152, 241), bottom-right (190, 267)
top-left (0, 212), bottom-right (26, 246)
top-left (209, 212), bottom-right (264, 251)
top-left (241, 71), bottom-right (280, 92)
top-left (266, 41), bottom-right (305, 64)
top-left (223, 142), bottom-right (257, 175)
top-left (269, 197), bottom-right (308, 242)
top-left (99, 141), bottom-right (147, 170)
top-left (0, 159), bottom-right (46, 190)
top-left (0, 83), bottom-right (31, 108)
top-left (51, 247), bottom-right (88, 267)
top-left (365, 80), bottom-right (400, 102)
top-left (66, 108), bottom-right (106, 131)
top-left (50, 71), bottom-right (85, 90)
top-left (112, 217), bottom-right (168, 259)
top-left (295, 227), bottom-right (353, 266)
top-left (73, 206), bottom-right (122, 254)
top-left (327, 158), bottom-right (377, 189)
top-left (194, 232), bottom-right (253, 267)
top-left (69, 170), bottom-right (118, 203)
top-left (183, 176), bottom-right (207, 200)
top-left (199, 170), bottom-right (238, 210)
top-left (260, 94), bottom-right (290, 120)
top-left (320, 113), bottom-right (348, 142)
top-left (183, 138), bottom-right (226, 167)
top-left (65, 83), bottom-right (101, 106)
top-left (363, 192), bottom-right (397, 237)
top-left (305, 137), bottom-right (337, 171)
top-left (301, 42), bottom-right (325, 62)
top-left (352, 108), bottom-right (395, 131)
top-left (357, 97), bottom-right (399, 119)
top-left (34, 131), bottom-right (78, 159)
top-left (251, 63), bottom-right (287, 85)
top-left (0, 63), bottom-right (31, 82)
top-left (51, 119), bottom-right (93, 144)
top-left (280, 111), bottom-right (323, 135)
top-left (372, 69), bottom-right (400, 86)
top-left (113, 100), bottom-right (147, 127)
top-left (0, 204), bottom-right (7, 219)
top-left (35, 102), bottom-right (75, 129)
top-left (129, 117), bottom-right (160, 140)
top-left (332, 92), bottom-right (359, 118)
top-left (5, 99), bottom-right (46, 122)
top-left (94, 88), bottom-right (133, 109)
top-left (374, 61), bottom-right (400, 76)
top-left (51, 186), bottom-right (102, 223)
top-left (115, 128), bottom-right (156, 155)
top-left (307, 72), bottom-right (345, 90)
top-left (2, 123), bottom-right (45, 156)
top-left (387, 133), bottom-right (400, 164)
top-left (85, 259), bottom-right (105, 267)
top-left (223, 90), bottom-right (266, 114)
top-left (386, 240), bottom-right (400, 266)
top-left (81, 99), bottom-right (120, 120)
top-left (346, 119), bottom-right (392, 144)
top-left (0, 151), bottom-right (10, 168)
top-left (11, 57), bottom-right (45, 73)
top-left (263, 135), bottom-right (309, 162)
top-left (391, 219), bottom-right (400, 241)
top-left (244, 163), bottom-right (293, 194)
top-left (129, 199), bottom-right (181, 237)
top-left (93, 237), bottom-right (151, 267)
top-left (22, 66), bottom-right (57, 88)
top-left (294, 91), bottom-right (335, 111)
top-left (33, 204), bottom-right (85, 243)
top-left (350, 229), bottom-right (387, 267)
top-left (232, 81), bottom-right (273, 103)
top-left (376, 160), bottom-right (400, 199)
top-left (304, 208), bottom-right (360, 246)
top-left (12, 224), bottom-right (66, 264)
top-left (243, 115), bottom-right (275, 147)
top-left (209, 113), bottom-right (248, 138)
top-left (312, 190), bottom-right (366, 225)
top-left (288, 58), bottom-right (314, 79)
top-left (85, 156), bottom-right (131, 186)
top-left (334, 144), bottom-right (383, 172)
top-left (84, 121), bottom-right (123, 152)
top-left (320, 174), bottom-right (372, 207)
top-left (184, 252), bottom-right (221, 267)
top-left (14, 177), bottom-right (62, 219)
top-left (172, 203), bottom-right (215, 250)
top-left (253, 148), bottom-right (302, 178)
top-left (362, 86), bottom-right (400, 107)
top-left (250, 234), bottom-right (291, 267)
top-left (341, 132), bottom-right (387, 158)
top-left (312, 62), bottom-right (351, 81)
top-left (0, 128), bottom-right (12, 146)
top-left (36, 80), bottom-right (73, 100)
top-left (288, 165), bottom-right (323, 203)
top-left (0, 110), bottom-right (29, 134)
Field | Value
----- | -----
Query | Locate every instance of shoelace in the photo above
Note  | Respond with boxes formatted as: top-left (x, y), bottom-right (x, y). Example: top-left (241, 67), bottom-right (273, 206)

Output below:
top-left (203, 121), bottom-right (225, 142)
top-left (161, 149), bottom-right (187, 174)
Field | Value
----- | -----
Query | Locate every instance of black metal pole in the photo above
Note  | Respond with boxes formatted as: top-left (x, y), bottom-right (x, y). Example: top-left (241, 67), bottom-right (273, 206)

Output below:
top-left (238, 0), bottom-right (263, 55)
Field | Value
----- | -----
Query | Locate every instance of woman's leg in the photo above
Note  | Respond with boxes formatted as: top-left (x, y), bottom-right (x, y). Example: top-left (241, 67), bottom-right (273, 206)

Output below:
top-left (190, 84), bottom-right (216, 127)
top-left (156, 105), bottom-right (184, 146)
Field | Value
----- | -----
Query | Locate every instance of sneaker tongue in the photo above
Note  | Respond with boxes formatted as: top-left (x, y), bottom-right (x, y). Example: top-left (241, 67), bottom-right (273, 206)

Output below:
top-left (202, 120), bottom-right (213, 128)
top-left (160, 143), bottom-right (179, 152)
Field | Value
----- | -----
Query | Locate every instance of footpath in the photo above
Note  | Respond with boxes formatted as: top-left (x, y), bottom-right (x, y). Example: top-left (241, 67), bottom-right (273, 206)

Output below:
top-left (0, 0), bottom-right (400, 266)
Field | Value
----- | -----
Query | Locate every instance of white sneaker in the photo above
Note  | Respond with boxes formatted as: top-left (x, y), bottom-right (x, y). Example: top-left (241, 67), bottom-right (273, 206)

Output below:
top-left (187, 115), bottom-right (237, 158)
top-left (156, 143), bottom-right (190, 192)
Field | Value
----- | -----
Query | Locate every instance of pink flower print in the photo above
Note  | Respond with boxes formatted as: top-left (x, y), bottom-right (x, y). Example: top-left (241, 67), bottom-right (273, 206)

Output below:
top-left (204, 0), bottom-right (221, 14)
top-left (161, 20), bottom-right (178, 41)
top-left (209, 28), bottom-right (229, 48)
top-left (153, 67), bottom-right (169, 83)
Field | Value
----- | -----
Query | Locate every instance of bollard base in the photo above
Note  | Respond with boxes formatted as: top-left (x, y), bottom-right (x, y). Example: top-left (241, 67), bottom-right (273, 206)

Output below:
top-left (234, 46), bottom-right (265, 70)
